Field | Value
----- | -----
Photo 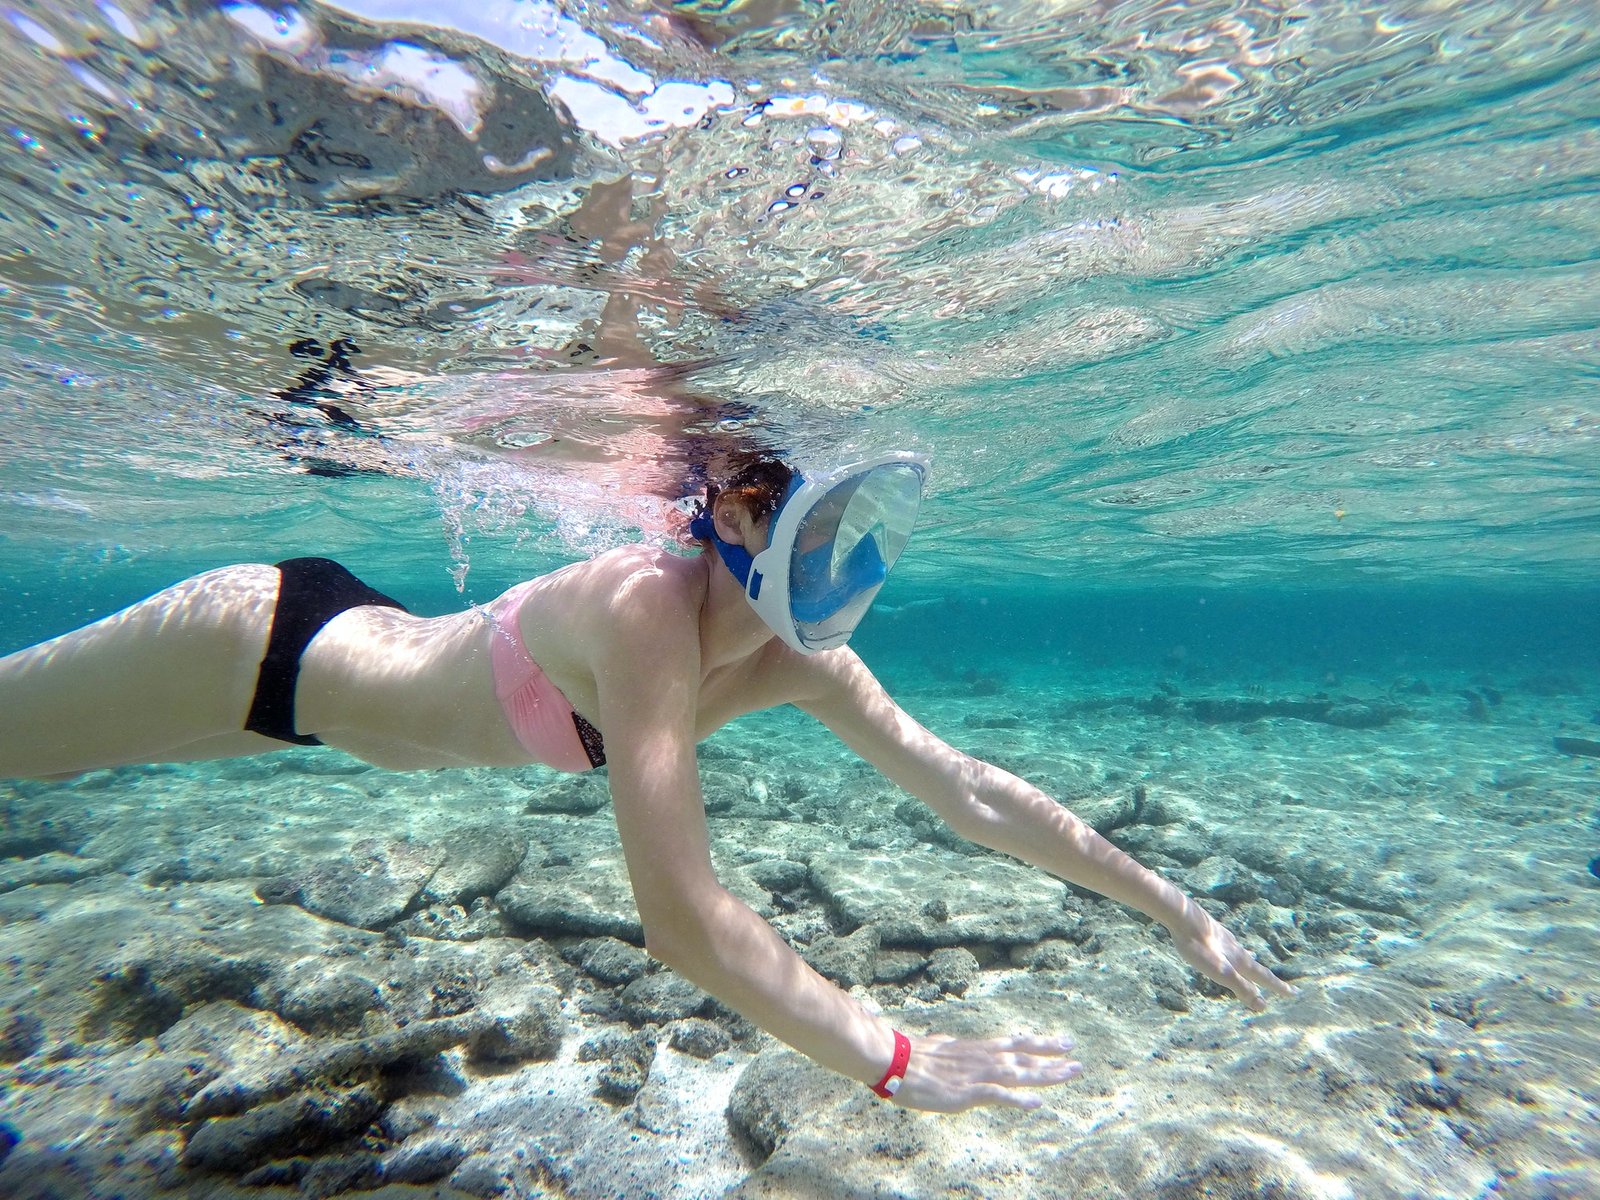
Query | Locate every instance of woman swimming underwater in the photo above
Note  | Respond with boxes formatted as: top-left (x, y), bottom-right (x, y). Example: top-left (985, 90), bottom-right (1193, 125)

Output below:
top-left (0, 450), bottom-right (1293, 1112)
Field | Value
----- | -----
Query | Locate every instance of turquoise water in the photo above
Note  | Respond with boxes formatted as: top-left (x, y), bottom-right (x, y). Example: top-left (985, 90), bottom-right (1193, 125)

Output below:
top-left (3, 2), bottom-right (1600, 1198)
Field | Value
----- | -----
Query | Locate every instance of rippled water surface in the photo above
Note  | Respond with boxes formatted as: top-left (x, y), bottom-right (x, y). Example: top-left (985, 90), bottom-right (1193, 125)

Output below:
top-left (2, 0), bottom-right (1598, 597)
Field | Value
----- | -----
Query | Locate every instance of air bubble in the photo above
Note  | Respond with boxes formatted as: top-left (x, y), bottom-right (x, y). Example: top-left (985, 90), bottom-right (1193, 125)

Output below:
top-left (806, 127), bottom-right (842, 159)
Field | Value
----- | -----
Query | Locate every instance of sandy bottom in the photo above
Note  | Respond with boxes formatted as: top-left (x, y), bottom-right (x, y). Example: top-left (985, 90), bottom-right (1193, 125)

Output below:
top-left (1, 661), bottom-right (1597, 1199)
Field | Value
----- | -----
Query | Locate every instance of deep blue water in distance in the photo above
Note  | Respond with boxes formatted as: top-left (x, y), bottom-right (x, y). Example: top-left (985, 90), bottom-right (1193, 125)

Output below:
top-left (854, 584), bottom-right (1600, 685)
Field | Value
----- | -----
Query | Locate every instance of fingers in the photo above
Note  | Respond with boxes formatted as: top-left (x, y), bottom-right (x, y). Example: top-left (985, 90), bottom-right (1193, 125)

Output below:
top-left (1242, 954), bottom-right (1298, 999)
top-left (899, 1033), bottom-right (1082, 1112)
top-left (1215, 960), bottom-right (1265, 1010)
top-left (1182, 913), bottom-right (1303, 1006)
top-left (1217, 950), bottom-right (1300, 1010)
top-left (988, 1033), bottom-right (1075, 1056)
top-left (1178, 915), bottom-right (1299, 1010)
top-left (1005, 1057), bottom-right (1083, 1088)
top-left (1251, 958), bottom-right (1300, 999)
top-left (970, 1035), bottom-right (1082, 1088)
top-left (959, 1068), bottom-right (1077, 1111)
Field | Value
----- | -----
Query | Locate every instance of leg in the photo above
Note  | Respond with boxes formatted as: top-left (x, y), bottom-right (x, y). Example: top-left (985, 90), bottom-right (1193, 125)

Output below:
top-left (0, 564), bottom-right (286, 778)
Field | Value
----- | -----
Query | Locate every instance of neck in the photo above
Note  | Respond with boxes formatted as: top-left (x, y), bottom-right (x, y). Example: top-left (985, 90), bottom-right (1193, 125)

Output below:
top-left (698, 548), bottom-right (778, 669)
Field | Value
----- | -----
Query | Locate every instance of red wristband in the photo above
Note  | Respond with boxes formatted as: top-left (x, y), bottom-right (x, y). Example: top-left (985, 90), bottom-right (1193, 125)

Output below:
top-left (870, 1029), bottom-right (911, 1099)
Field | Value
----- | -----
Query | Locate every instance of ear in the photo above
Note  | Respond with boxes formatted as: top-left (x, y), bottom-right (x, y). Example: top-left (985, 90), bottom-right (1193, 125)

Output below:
top-left (711, 492), bottom-right (759, 547)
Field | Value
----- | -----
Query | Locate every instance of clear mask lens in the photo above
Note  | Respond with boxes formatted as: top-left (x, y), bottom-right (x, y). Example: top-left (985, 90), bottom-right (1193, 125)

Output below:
top-left (789, 463), bottom-right (923, 648)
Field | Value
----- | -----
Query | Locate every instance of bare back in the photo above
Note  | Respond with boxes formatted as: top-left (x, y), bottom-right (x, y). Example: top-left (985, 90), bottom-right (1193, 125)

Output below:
top-left (299, 545), bottom-right (810, 768)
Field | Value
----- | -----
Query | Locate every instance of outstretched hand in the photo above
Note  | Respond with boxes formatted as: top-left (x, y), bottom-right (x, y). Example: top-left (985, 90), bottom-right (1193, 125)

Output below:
top-left (890, 1033), bottom-right (1081, 1113)
top-left (1167, 905), bottom-right (1297, 1011)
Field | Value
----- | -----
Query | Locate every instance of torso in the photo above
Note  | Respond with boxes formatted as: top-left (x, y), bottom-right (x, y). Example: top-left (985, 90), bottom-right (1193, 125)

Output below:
top-left (291, 546), bottom-right (804, 771)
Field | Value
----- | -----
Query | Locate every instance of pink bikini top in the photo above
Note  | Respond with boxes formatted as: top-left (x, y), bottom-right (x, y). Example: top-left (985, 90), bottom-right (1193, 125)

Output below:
top-left (489, 584), bottom-right (606, 772)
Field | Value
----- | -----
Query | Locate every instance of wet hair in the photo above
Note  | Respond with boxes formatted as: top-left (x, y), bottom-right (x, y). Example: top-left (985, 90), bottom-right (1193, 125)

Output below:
top-left (703, 453), bottom-right (793, 525)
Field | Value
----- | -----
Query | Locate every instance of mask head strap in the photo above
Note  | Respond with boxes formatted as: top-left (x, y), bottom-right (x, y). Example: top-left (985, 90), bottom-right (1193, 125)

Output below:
top-left (689, 504), bottom-right (754, 590)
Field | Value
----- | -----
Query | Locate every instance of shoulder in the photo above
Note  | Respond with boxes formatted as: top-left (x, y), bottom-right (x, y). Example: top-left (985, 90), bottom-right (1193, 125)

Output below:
top-left (506, 543), bottom-right (706, 673)
top-left (596, 545), bottom-right (704, 619)
top-left (580, 548), bottom-right (706, 738)
top-left (535, 545), bottom-right (704, 615)
top-left (561, 544), bottom-right (706, 661)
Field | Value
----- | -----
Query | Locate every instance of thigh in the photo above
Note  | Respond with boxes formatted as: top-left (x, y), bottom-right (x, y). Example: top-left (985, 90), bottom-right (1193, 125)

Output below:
top-left (0, 564), bottom-right (281, 777)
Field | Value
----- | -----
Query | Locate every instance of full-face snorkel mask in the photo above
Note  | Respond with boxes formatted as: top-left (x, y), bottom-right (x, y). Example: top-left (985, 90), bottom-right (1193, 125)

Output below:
top-left (689, 451), bottom-right (929, 654)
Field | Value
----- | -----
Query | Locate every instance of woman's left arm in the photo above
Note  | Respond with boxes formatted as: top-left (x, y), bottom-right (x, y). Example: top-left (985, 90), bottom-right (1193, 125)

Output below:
top-left (794, 650), bottom-right (1296, 1011)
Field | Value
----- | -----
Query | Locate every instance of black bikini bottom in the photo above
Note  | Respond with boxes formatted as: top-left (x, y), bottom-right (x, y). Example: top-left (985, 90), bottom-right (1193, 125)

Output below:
top-left (245, 557), bottom-right (407, 746)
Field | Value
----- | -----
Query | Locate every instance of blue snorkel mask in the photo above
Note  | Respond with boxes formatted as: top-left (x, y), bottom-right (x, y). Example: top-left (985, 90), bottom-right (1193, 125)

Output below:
top-left (690, 451), bottom-right (928, 654)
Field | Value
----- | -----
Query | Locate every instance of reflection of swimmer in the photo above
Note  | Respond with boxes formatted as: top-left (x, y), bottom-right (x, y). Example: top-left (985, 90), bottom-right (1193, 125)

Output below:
top-left (254, 337), bottom-right (400, 479)
top-left (1, 450), bottom-right (1292, 1111)
top-left (276, 336), bottom-right (367, 427)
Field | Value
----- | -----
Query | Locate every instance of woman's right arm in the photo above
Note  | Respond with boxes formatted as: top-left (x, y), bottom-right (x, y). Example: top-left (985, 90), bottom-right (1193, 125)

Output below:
top-left (590, 575), bottom-right (1077, 1111)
